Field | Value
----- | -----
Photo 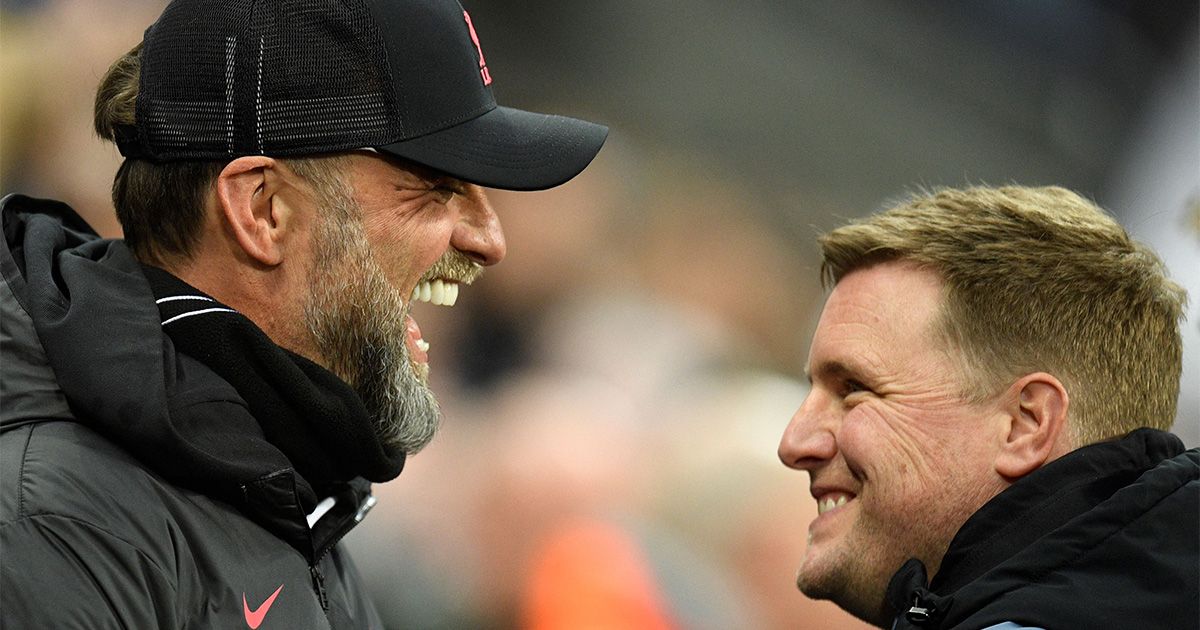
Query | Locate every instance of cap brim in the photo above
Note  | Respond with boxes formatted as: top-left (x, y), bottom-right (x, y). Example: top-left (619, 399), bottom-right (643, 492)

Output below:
top-left (375, 106), bottom-right (608, 192)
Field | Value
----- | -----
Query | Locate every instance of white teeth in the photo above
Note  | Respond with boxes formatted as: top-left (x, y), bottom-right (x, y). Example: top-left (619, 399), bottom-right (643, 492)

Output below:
top-left (410, 280), bottom-right (461, 307)
top-left (817, 495), bottom-right (851, 515)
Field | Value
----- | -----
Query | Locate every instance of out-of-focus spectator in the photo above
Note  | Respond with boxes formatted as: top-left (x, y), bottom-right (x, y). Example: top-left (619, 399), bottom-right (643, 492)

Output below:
top-left (1, 0), bottom-right (165, 236)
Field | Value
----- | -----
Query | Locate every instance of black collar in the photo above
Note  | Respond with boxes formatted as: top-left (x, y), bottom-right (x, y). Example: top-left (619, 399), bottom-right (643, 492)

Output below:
top-left (142, 265), bottom-right (406, 503)
top-left (886, 428), bottom-right (1185, 628)
top-left (931, 428), bottom-right (1182, 593)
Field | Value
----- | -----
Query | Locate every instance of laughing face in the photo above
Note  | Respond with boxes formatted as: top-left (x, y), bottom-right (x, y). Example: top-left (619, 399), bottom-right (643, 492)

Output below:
top-left (777, 261), bottom-right (1008, 625)
top-left (303, 152), bottom-right (505, 453)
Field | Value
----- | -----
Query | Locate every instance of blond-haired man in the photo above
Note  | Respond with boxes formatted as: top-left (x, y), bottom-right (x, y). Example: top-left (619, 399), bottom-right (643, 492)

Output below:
top-left (779, 186), bottom-right (1197, 629)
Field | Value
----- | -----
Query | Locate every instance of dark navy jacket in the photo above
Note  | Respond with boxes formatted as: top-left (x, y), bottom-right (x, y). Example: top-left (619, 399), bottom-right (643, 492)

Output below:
top-left (888, 428), bottom-right (1199, 630)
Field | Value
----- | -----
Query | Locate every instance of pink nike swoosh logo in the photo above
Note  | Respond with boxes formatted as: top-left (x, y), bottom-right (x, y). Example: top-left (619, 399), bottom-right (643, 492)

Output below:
top-left (243, 584), bottom-right (283, 629)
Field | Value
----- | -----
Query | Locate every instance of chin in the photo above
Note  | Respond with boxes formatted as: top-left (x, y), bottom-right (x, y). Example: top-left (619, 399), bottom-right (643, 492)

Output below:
top-left (796, 547), bottom-right (893, 628)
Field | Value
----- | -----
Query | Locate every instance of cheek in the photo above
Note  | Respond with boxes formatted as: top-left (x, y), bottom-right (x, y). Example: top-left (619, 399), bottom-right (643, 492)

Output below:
top-left (840, 402), bottom-right (921, 460)
top-left (838, 402), bottom-right (961, 488)
top-left (364, 213), bottom-right (420, 251)
top-left (365, 219), bottom-right (452, 273)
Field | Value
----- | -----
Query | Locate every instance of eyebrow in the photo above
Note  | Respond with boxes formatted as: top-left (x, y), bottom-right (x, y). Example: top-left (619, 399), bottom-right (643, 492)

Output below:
top-left (804, 359), bottom-right (866, 385)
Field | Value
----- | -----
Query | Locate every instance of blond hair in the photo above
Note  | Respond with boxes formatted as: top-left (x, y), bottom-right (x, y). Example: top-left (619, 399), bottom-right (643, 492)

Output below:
top-left (820, 186), bottom-right (1186, 446)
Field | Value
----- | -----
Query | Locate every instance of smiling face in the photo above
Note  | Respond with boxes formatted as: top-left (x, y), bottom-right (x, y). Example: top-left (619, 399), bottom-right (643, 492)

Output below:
top-left (301, 152), bottom-right (505, 453)
top-left (778, 261), bottom-right (1009, 625)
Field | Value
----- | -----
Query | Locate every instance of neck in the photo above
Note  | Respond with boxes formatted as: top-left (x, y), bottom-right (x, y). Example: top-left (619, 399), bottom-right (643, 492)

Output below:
top-left (156, 252), bottom-right (322, 368)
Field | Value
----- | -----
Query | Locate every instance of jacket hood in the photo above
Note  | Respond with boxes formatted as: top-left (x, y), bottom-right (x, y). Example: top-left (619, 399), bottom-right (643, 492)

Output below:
top-left (2, 194), bottom-right (170, 434)
top-left (0, 198), bottom-right (79, 429)
top-left (0, 194), bottom-right (337, 551)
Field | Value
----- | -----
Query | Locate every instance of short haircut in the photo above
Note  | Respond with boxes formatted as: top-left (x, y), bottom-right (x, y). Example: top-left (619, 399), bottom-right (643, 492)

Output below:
top-left (819, 185), bottom-right (1187, 446)
top-left (94, 44), bottom-right (345, 265)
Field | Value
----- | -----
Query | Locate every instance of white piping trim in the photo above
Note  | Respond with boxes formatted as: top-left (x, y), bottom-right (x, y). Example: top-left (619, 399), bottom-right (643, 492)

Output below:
top-left (161, 308), bottom-right (237, 326)
top-left (307, 497), bottom-right (337, 528)
top-left (256, 35), bottom-right (263, 153)
top-left (225, 36), bottom-right (237, 154)
top-left (156, 295), bottom-right (215, 304)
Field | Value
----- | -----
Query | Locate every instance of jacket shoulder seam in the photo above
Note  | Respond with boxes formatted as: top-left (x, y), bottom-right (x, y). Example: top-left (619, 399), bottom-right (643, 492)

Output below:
top-left (1, 511), bottom-right (177, 584)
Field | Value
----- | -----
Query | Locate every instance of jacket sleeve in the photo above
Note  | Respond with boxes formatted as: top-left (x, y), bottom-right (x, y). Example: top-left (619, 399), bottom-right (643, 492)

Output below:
top-left (1, 514), bottom-right (178, 629)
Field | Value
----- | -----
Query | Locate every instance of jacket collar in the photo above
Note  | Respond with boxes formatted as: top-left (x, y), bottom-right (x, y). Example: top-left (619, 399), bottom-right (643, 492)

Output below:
top-left (142, 266), bottom-right (406, 497)
top-left (242, 473), bottom-right (376, 561)
top-left (931, 428), bottom-right (1183, 593)
top-left (886, 428), bottom-right (1185, 628)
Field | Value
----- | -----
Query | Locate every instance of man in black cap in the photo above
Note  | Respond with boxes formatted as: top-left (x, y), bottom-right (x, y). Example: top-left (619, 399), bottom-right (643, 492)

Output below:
top-left (0, 0), bottom-right (606, 627)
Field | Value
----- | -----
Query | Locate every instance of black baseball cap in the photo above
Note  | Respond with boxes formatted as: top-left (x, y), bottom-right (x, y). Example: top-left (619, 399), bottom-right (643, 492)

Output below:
top-left (114, 0), bottom-right (608, 191)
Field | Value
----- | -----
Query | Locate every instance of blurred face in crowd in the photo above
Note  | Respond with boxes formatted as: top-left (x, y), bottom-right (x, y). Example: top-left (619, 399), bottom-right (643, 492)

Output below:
top-left (303, 152), bottom-right (505, 452)
top-left (777, 261), bottom-right (1007, 625)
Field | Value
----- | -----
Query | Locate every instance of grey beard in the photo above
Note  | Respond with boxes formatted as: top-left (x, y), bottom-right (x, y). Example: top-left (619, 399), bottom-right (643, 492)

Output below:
top-left (304, 193), bottom-right (441, 454)
top-left (347, 318), bottom-right (441, 454)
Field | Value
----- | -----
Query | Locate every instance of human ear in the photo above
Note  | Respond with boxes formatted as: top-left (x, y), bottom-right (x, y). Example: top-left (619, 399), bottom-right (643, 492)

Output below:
top-left (214, 156), bottom-right (293, 266)
top-left (993, 372), bottom-right (1070, 481)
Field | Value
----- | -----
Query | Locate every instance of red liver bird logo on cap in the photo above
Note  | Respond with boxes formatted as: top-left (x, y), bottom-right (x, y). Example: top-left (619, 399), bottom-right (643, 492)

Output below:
top-left (463, 10), bottom-right (492, 85)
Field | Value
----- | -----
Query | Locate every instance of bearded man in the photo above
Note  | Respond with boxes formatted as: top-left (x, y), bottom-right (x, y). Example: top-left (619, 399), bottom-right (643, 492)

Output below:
top-left (0, 0), bottom-right (606, 627)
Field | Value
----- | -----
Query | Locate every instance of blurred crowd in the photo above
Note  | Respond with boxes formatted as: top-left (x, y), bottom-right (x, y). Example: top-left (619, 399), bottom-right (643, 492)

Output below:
top-left (3, 1), bottom-right (1196, 629)
top-left (344, 147), bottom-right (868, 627)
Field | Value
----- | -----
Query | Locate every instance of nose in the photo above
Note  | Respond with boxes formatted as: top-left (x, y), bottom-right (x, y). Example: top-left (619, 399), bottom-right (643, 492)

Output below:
top-left (451, 185), bottom-right (506, 266)
top-left (778, 393), bottom-right (839, 472)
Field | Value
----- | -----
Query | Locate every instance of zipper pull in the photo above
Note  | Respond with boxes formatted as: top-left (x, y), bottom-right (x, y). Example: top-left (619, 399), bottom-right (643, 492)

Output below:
top-left (310, 563), bottom-right (329, 611)
top-left (905, 592), bottom-right (936, 625)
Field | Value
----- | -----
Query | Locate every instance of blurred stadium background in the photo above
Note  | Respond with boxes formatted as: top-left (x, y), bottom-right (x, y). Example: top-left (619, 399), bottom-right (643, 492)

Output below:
top-left (2, 1), bottom-right (1196, 628)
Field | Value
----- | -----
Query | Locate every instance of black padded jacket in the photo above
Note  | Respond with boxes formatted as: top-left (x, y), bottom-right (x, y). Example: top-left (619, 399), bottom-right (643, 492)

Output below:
top-left (1, 195), bottom-right (387, 629)
top-left (887, 428), bottom-right (1199, 630)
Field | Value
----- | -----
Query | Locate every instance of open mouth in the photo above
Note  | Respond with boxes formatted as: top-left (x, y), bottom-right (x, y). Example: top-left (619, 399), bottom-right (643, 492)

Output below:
top-left (404, 279), bottom-right (464, 379)
top-left (410, 279), bottom-right (461, 307)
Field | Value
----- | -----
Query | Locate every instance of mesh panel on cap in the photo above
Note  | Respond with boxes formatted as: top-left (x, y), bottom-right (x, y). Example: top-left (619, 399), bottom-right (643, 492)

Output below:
top-left (138, 0), bottom-right (252, 157)
top-left (138, 0), bottom-right (402, 160)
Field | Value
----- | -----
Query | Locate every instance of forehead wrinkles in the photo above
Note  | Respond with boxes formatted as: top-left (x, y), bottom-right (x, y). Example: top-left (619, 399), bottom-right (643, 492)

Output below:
top-left (825, 271), bottom-right (933, 337)
top-left (810, 296), bottom-right (907, 378)
top-left (812, 271), bottom-right (974, 404)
